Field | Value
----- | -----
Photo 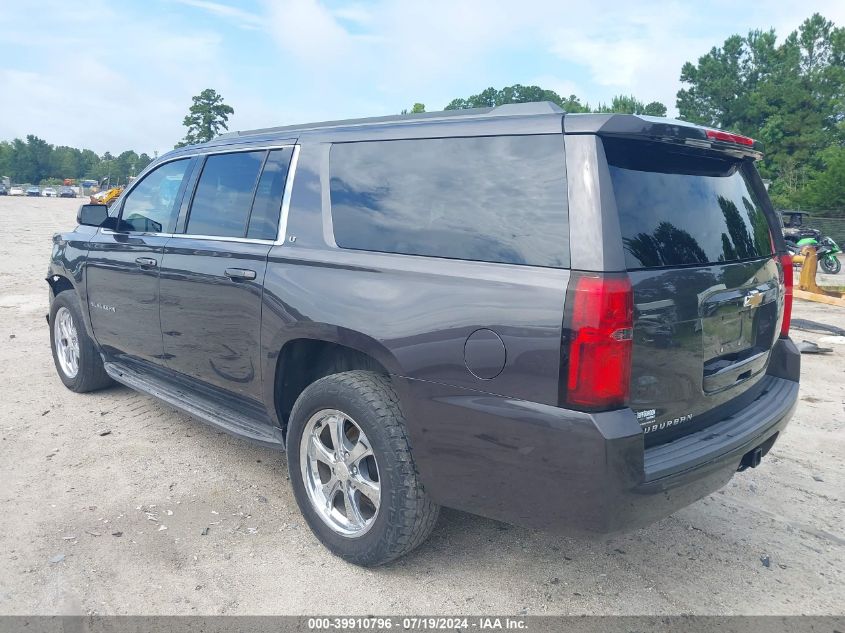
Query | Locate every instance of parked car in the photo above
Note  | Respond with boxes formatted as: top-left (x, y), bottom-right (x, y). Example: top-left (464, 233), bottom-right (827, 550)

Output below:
top-left (42, 187), bottom-right (57, 198)
top-left (26, 186), bottom-right (40, 197)
top-left (0, 184), bottom-right (7, 195)
top-left (9, 186), bottom-right (24, 196)
top-left (59, 186), bottom-right (76, 198)
top-left (47, 103), bottom-right (799, 566)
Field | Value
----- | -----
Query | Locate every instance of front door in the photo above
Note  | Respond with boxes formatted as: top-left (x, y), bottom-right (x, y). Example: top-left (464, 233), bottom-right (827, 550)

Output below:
top-left (158, 147), bottom-right (293, 401)
top-left (86, 157), bottom-right (194, 365)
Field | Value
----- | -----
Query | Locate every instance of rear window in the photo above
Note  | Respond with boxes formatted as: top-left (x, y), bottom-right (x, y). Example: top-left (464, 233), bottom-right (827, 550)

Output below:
top-left (605, 138), bottom-right (774, 270)
top-left (329, 135), bottom-right (568, 267)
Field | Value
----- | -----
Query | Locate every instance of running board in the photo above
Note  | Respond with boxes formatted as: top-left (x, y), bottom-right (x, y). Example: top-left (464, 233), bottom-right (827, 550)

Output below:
top-left (103, 361), bottom-right (286, 450)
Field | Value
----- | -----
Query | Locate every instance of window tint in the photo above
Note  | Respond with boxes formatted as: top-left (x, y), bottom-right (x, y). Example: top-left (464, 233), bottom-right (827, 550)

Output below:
top-left (187, 151), bottom-right (264, 237)
top-left (247, 148), bottom-right (293, 240)
top-left (605, 138), bottom-right (774, 270)
top-left (329, 135), bottom-right (568, 267)
top-left (119, 159), bottom-right (190, 233)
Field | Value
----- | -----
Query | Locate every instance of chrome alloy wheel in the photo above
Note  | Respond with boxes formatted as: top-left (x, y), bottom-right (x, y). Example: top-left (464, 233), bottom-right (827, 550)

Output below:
top-left (54, 306), bottom-right (80, 379)
top-left (300, 409), bottom-right (381, 537)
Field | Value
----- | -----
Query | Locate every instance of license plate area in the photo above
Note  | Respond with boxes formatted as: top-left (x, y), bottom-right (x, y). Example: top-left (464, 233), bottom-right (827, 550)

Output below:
top-left (701, 288), bottom-right (779, 394)
top-left (703, 309), bottom-right (753, 355)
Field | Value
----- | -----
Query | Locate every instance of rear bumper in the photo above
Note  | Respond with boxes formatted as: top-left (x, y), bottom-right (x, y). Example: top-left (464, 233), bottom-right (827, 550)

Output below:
top-left (403, 338), bottom-right (799, 533)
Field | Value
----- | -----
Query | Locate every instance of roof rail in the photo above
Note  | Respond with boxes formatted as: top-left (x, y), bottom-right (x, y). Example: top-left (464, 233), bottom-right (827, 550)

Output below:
top-left (215, 101), bottom-right (565, 140)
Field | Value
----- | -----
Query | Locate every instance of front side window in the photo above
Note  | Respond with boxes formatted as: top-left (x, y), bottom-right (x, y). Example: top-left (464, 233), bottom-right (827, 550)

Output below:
top-left (119, 159), bottom-right (191, 233)
top-left (329, 135), bottom-right (569, 267)
top-left (187, 151), bottom-right (264, 238)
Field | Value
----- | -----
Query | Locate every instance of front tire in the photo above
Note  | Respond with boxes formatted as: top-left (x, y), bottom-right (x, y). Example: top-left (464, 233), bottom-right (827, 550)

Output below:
top-left (287, 371), bottom-right (439, 566)
top-left (820, 256), bottom-right (841, 274)
top-left (49, 292), bottom-right (112, 393)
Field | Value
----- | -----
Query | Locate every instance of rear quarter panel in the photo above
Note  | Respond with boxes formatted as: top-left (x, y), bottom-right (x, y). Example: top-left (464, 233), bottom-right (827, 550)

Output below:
top-left (261, 132), bottom-right (571, 411)
top-left (261, 246), bottom-right (569, 404)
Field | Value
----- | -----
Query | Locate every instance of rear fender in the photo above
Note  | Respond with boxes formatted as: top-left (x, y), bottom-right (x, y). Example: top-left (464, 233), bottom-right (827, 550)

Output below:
top-left (260, 322), bottom-right (404, 425)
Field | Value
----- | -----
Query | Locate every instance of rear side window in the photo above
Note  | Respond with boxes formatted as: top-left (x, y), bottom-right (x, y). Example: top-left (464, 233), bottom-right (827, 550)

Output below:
top-left (247, 148), bottom-right (293, 240)
top-left (329, 135), bottom-right (568, 267)
top-left (187, 151), bottom-right (264, 237)
top-left (605, 138), bottom-right (774, 270)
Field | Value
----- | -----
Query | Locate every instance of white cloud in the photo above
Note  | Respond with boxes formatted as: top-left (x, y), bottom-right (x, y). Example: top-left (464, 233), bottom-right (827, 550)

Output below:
top-left (0, 0), bottom-right (230, 154)
top-left (263, 0), bottom-right (355, 65)
top-left (544, 2), bottom-right (711, 114)
top-left (173, 0), bottom-right (263, 29)
top-left (331, 4), bottom-right (375, 27)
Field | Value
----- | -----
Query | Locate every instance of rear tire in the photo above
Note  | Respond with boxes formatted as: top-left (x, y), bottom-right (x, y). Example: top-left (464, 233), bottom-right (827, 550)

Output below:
top-left (49, 292), bottom-right (113, 393)
top-left (820, 257), bottom-right (841, 274)
top-left (287, 370), bottom-right (439, 566)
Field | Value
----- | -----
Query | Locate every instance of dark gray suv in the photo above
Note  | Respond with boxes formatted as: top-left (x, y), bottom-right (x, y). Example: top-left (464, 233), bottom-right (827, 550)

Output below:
top-left (47, 102), bottom-right (799, 566)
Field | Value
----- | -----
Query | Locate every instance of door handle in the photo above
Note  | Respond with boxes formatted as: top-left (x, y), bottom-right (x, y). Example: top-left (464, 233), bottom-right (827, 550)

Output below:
top-left (224, 268), bottom-right (257, 281)
top-left (135, 257), bottom-right (157, 268)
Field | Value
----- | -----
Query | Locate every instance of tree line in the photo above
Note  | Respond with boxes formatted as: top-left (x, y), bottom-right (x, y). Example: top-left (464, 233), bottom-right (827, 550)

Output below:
top-left (0, 136), bottom-right (154, 187)
top-left (0, 88), bottom-right (233, 186)
top-left (441, 87), bottom-right (668, 116)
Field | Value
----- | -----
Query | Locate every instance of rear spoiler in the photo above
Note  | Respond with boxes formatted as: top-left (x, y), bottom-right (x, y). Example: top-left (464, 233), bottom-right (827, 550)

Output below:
top-left (563, 113), bottom-right (763, 160)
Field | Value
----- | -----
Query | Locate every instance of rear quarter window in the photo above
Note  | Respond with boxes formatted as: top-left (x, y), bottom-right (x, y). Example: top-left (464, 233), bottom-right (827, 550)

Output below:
top-left (604, 138), bottom-right (774, 270)
top-left (329, 135), bottom-right (569, 268)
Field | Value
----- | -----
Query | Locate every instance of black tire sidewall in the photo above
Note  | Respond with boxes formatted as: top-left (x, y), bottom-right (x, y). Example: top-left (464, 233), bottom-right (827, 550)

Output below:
top-left (287, 374), bottom-right (408, 563)
top-left (49, 292), bottom-right (95, 391)
top-left (821, 257), bottom-right (841, 274)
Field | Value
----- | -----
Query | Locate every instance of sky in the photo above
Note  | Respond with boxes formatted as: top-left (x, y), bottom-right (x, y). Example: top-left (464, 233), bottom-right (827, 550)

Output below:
top-left (1, 0), bottom-right (844, 156)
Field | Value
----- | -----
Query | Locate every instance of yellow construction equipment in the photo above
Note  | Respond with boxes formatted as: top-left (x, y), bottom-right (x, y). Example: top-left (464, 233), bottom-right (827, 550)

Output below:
top-left (89, 186), bottom-right (124, 207)
top-left (794, 246), bottom-right (845, 307)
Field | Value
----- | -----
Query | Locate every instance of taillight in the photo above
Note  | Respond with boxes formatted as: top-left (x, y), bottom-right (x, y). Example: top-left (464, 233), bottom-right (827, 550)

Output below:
top-left (779, 253), bottom-right (793, 337)
top-left (562, 274), bottom-right (634, 411)
top-left (705, 129), bottom-right (755, 146)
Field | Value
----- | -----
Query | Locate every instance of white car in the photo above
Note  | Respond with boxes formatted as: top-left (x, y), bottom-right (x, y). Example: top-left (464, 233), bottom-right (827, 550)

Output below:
top-left (42, 187), bottom-right (57, 197)
top-left (9, 186), bottom-right (24, 196)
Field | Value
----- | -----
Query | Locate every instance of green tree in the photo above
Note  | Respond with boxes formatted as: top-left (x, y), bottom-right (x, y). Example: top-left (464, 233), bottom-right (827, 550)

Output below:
top-left (443, 84), bottom-right (667, 116)
top-left (177, 88), bottom-right (235, 147)
top-left (138, 153), bottom-right (154, 173)
top-left (0, 141), bottom-right (11, 178)
top-left (677, 14), bottom-right (845, 209)
top-left (25, 135), bottom-right (54, 183)
top-left (0, 134), bottom-right (152, 183)
top-left (401, 103), bottom-right (426, 114)
top-left (800, 145), bottom-right (845, 210)
top-left (595, 95), bottom-right (668, 116)
top-left (444, 84), bottom-right (590, 112)
top-left (79, 149), bottom-right (101, 178)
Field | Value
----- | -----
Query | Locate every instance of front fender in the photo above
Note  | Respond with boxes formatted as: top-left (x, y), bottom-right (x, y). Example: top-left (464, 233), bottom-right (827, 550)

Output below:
top-left (47, 227), bottom-right (97, 337)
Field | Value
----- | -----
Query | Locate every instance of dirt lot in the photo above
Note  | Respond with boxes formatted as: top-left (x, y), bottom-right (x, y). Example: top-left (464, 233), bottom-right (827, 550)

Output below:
top-left (0, 195), bottom-right (842, 616)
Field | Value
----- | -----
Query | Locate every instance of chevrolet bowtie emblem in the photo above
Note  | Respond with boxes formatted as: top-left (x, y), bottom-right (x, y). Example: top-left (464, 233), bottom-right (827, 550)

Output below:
top-left (743, 290), bottom-right (763, 308)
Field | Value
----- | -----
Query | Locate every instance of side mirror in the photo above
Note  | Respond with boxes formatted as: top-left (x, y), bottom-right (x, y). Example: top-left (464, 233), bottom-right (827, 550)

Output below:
top-left (77, 204), bottom-right (109, 227)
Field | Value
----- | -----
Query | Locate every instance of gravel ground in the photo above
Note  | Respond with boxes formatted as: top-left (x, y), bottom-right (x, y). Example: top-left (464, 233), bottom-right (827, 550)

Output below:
top-left (0, 195), bottom-right (842, 616)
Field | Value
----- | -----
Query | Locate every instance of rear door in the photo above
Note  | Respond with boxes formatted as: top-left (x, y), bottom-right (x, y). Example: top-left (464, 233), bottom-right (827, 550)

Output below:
top-left (158, 147), bottom-right (294, 401)
top-left (602, 138), bottom-right (782, 445)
